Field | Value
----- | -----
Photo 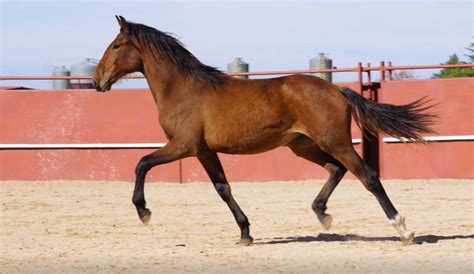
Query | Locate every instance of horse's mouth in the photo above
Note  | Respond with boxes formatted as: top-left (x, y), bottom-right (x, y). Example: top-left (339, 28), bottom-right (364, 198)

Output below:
top-left (94, 79), bottom-right (112, 92)
top-left (101, 81), bottom-right (112, 92)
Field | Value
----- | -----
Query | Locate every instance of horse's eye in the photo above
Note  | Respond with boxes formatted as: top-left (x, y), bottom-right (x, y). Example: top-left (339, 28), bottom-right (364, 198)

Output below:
top-left (112, 44), bottom-right (121, 49)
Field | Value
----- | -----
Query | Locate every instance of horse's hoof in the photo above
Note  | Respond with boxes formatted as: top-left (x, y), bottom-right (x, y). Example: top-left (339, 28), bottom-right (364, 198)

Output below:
top-left (139, 209), bottom-right (152, 225)
top-left (239, 236), bottom-right (254, 246)
top-left (390, 214), bottom-right (414, 245)
top-left (320, 214), bottom-right (333, 230)
top-left (401, 231), bottom-right (414, 245)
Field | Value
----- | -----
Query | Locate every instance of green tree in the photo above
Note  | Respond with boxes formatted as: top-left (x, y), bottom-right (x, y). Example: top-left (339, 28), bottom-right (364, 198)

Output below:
top-left (432, 43), bottom-right (474, 78)
top-left (466, 42), bottom-right (474, 63)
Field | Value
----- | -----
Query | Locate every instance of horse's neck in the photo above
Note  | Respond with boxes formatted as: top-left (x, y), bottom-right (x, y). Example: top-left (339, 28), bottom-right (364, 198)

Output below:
top-left (142, 57), bottom-right (179, 104)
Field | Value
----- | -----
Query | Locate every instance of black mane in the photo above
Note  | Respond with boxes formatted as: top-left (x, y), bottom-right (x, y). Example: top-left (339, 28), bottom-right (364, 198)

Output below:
top-left (125, 22), bottom-right (225, 85)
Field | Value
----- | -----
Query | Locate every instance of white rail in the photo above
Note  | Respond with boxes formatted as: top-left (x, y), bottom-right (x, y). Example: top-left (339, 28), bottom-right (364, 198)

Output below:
top-left (0, 135), bottom-right (472, 150)
top-left (0, 143), bottom-right (167, 149)
top-left (383, 135), bottom-right (474, 143)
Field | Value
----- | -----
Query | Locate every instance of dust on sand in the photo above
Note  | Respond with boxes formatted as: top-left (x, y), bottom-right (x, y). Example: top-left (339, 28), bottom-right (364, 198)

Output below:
top-left (1, 179), bottom-right (473, 273)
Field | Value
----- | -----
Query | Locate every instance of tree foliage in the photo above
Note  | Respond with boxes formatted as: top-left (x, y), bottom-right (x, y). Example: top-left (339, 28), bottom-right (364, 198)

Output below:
top-left (432, 42), bottom-right (474, 78)
top-left (466, 42), bottom-right (474, 63)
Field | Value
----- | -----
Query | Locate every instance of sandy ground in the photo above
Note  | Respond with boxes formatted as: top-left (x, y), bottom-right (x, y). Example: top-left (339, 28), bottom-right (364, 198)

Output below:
top-left (1, 179), bottom-right (473, 273)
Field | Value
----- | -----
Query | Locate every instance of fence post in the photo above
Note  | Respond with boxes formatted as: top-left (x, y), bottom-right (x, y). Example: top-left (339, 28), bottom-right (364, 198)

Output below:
top-left (377, 61), bottom-right (386, 178)
top-left (387, 61), bottom-right (393, 81)
top-left (360, 63), bottom-right (381, 176)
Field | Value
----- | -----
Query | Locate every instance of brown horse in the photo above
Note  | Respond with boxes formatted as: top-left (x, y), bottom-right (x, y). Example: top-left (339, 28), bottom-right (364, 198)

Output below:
top-left (92, 16), bottom-right (435, 245)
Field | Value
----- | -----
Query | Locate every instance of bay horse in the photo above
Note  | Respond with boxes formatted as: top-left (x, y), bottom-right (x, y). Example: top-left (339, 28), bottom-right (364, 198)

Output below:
top-left (92, 16), bottom-right (435, 245)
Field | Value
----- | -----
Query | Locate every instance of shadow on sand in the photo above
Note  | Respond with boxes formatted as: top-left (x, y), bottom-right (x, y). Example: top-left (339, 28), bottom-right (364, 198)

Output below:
top-left (256, 233), bottom-right (474, 245)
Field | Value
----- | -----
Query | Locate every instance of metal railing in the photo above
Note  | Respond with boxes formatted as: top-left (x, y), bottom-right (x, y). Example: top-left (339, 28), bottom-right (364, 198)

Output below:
top-left (1, 63), bottom-right (472, 83)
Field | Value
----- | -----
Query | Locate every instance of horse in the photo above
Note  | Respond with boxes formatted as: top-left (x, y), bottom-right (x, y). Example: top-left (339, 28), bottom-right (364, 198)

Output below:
top-left (92, 16), bottom-right (436, 245)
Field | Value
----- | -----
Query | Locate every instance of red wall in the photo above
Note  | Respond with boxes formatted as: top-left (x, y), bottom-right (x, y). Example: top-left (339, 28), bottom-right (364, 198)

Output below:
top-left (379, 78), bottom-right (474, 178)
top-left (0, 78), bottom-right (472, 181)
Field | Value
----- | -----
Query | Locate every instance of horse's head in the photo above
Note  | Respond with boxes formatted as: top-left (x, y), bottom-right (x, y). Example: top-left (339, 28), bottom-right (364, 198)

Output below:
top-left (92, 16), bottom-right (142, 92)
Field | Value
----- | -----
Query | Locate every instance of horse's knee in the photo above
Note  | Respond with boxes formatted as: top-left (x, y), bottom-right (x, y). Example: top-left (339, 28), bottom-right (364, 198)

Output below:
top-left (135, 158), bottom-right (151, 176)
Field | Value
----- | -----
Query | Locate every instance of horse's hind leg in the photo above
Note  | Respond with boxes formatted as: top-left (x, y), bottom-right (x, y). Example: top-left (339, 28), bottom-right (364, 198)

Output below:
top-left (327, 144), bottom-right (414, 244)
top-left (313, 162), bottom-right (346, 230)
top-left (197, 151), bottom-right (253, 246)
top-left (289, 136), bottom-right (347, 230)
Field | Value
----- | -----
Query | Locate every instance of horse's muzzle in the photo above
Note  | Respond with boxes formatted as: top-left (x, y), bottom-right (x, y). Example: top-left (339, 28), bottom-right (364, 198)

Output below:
top-left (92, 78), bottom-right (111, 92)
top-left (92, 78), bottom-right (100, 91)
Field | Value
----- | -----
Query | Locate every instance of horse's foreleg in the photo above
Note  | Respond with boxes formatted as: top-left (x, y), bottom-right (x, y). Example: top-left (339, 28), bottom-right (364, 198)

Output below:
top-left (133, 141), bottom-right (189, 225)
top-left (197, 152), bottom-right (253, 246)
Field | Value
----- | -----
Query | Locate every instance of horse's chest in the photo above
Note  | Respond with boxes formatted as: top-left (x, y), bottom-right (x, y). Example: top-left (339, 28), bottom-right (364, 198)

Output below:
top-left (158, 112), bottom-right (180, 139)
top-left (157, 106), bottom-right (200, 140)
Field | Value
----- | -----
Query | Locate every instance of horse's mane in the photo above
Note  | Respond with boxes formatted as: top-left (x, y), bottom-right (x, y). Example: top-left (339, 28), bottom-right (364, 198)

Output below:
top-left (124, 21), bottom-right (225, 85)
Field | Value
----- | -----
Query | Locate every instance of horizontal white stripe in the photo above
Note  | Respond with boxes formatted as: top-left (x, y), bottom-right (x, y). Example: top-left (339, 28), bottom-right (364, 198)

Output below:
top-left (383, 135), bottom-right (474, 143)
top-left (1, 141), bottom-right (362, 149)
top-left (0, 143), bottom-right (167, 149)
top-left (0, 135), bottom-right (472, 149)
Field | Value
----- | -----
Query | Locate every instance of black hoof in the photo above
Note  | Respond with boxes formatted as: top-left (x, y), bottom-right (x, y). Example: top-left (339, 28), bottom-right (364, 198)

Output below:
top-left (318, 214), bottom-right (333, 230)
top-left (138, 208), bottom-right (152, 225)
top-left (239, 236), bottom-right (254, 246)
top-left (314, 206), bottom-right (332, 230)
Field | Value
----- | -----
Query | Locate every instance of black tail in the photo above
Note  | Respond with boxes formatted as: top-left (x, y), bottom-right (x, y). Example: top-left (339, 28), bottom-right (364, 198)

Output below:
top-left (339, 87), bottom-right (437, 142)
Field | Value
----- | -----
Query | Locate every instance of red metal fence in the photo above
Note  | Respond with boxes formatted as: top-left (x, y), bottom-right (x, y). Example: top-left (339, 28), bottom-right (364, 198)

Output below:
top-left (2, 63), bottom-right (473, 80)
top-left (1, 63), bottom-right (473, 181)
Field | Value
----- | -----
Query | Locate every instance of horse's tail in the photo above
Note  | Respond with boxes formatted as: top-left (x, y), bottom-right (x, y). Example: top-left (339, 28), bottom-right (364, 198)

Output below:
top-left (339, 87), bottom-right (437, 142)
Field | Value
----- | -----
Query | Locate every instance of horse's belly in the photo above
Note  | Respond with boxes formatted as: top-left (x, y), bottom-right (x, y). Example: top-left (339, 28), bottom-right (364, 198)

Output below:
top-left (202, 90), bottom-right (298, 154)
top-left (205, 128), bottom-right (299, 154)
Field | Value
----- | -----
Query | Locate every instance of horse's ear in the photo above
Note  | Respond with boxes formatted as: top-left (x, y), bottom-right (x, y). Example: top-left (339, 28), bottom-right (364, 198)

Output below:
top-left (115, 15), bottom-right (129, 34)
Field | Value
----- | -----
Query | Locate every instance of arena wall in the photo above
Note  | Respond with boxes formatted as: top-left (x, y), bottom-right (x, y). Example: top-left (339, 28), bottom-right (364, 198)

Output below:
top-left (0, 78), bottom-right (472, 181)
top-left (379, 78), bottom-right (473, 179)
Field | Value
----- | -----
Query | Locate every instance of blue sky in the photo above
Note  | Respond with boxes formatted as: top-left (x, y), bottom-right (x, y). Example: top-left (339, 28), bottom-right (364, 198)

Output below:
top-left (1, 0), bottom-right (472, 88)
